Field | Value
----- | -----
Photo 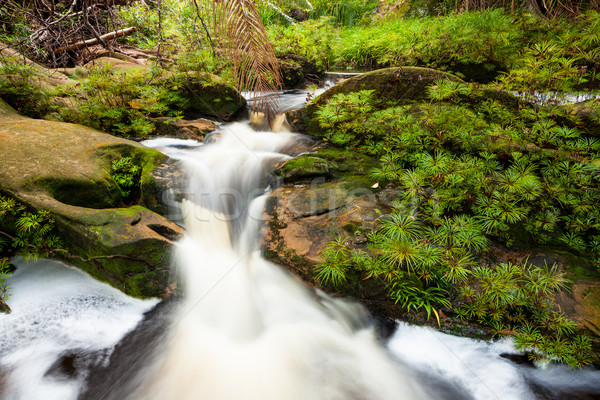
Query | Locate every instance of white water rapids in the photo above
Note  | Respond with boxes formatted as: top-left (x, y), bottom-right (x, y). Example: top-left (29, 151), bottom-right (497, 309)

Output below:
top-left (1, 119), bottom-right (600, 399)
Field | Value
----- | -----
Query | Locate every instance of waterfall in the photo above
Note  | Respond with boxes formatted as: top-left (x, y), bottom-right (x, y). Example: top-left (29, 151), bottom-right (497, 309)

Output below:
top-left (2, 115), bottom-right (600, 400)
top-left (112, 122), bottom-right (426, 400)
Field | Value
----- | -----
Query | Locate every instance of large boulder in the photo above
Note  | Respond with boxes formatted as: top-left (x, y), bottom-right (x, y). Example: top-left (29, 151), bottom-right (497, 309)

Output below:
top-left (164, 72), bottom-right (247, 121)
top-left (0, 99), bottom-right (181, 297)
top-left (307, 66), bottom-right (463, 112)
top-left (0, 43), bottom-right (76, 89)
top-left (289, 67), bottom-right (463, 134)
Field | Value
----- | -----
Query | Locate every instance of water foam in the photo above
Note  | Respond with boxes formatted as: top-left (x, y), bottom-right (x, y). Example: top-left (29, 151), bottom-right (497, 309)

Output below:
top-left (117, 123), bottom-right (426, 400)
top-left (0, 258), bottom-right (158, 400)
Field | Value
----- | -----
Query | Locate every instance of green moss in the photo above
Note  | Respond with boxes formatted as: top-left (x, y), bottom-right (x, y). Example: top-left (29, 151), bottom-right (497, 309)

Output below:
top-left (55, 206), bottom-right (173, 298)
top-left (0, 98), bottom-right (18, 117)
top-left (33, 176), bottom-right (122, 209)
top-left (94, 142), bottom-right (166, 208)
top-left (277, 156), bottom-right (331, 182)
top-left (165, 72), bottom-right (247, 120)
top-left (306, 67), bottom-right (463, 115)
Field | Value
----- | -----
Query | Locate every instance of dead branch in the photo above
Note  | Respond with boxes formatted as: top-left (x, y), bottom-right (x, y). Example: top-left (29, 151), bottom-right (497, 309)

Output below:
top-left (53, 27), bottom-right (138, 53)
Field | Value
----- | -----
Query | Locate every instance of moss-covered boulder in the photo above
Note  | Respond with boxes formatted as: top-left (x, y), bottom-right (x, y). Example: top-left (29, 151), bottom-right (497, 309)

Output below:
top-left (279, 61), bottom-right (305, 90)
top-left (166, 72), bottom-right (247, 121)
top-left (83, 56), bottom-right (147, 72)
top-left (278, 54), bottom-right (323, 89)
top-left (266, 146), bottom-right (382, 267)
top-left (308, 67), bottom-right (463, 111)
top-left (288, 67), bottom-right (463, 134)
top-left (0, 99), bottom-right (181, 297)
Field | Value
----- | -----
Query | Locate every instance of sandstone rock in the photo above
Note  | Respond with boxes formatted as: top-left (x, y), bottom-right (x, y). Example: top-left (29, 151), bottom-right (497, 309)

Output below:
top-left (307, 66), bottom-right (463, 112)
top-left (0, 99), bottom-right (180, 297)
top-left (0, 43), bottom-right (76, 89)
top-left (83, 56), bottom-right (146, 72)
top-left (572, 283), bottom-right (600, 336)
top-left (148, 117), bottom-right (218, 141)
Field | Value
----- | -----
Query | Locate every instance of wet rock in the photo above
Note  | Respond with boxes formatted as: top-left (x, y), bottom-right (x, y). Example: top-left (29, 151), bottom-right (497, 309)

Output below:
top-left (279, 60), bottom-right (305, 90)
top-left (44, 348), bottom-right (110, 381)
top-left (572, 283), bottom-right (600, 336)
top-left (276, 156), bottom-right (331, 182)
top-left (0, 99), bottom-right (181, 297)
top-left (278, 54), bottom-right (324, 90)
top-left (264, 182), bottom-right (384, 264)
top-left (146, 158), bottom-right (187, 217)
top-left (0, 299), bottom-right (10, 314)
top-left (80, 300), bottom-right (177, 400)
top-left (169, 72), bottom-right (247, 121)
top-left (148, 117), bottom-right (218, 141)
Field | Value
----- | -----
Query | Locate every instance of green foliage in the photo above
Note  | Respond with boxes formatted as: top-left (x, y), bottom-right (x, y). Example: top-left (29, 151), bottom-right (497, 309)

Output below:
top-left (0, 57), bottom-right (52, 118)
top-left (267, 9), bottom-right (600, 89)
top-left (315, 83), bottom-right (600, 253)
top-left (311, 72), bottom-right (600, 367)
top-left (268, 18), bottom-right (336, 71)
top-left (315, 90), bottom-right (376, 146)
top-left (337, 9), bottom-right (518, 73)
top-left (117, 2), bottom-right (160, 49)
top-left (497, 12), bottom-right (600, 92)
top-left (314, 236), bottom-right (351, 286)
top-left (58, 65), bottom-right (187, 138)
top-left (0, 195), bottom-right (63, 300)
top-left (498, 41), bottom-right (588, 92)
top-left (458, 261), bottom-right (591, 367)
top-left (0, 258), bottom-right (11, 301)
top-left (111, 157), bottom-right (141, 200)
top-left (307, 0), bottom-right (379, 26)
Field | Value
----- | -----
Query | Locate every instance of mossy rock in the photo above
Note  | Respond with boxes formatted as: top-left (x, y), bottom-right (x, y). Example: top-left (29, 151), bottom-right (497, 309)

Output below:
top-left (276, 156), bottom-right (331, 181)
top-left (307, 67), bottom-right (463, 113)
top-left (279, 60), bottom-right (306, 90)
top-left (44, 203), bottom-right (182, 298)
top-left (83, 56), bottom-right (147, 72)
top-left (278, 54), bottom-right (324, 89)
top-left (275, 147), bottom-right (379, 188)
top-left (0, 107), bottom-right (179, 297)
top-left (291, 67), bottom-right (463, 135)
top-left (165, 72), bottom-right (246, 121)
top-left (0, 44), bottom-right (76, 90)
top-left (0, 110), bottom-right (166, 209)
top-left (0, 99), bottom-right (18, 118)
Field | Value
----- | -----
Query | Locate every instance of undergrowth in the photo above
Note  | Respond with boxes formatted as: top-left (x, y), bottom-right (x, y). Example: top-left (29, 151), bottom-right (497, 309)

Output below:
top-left (312, 80), bottom-right (600, 367)
top-left (0, 195), bottom-right (63, 301)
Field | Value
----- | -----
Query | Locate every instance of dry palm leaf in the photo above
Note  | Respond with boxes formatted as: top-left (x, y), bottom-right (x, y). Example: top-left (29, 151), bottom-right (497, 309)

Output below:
top-left (210, 0), bottom-right (282, 120)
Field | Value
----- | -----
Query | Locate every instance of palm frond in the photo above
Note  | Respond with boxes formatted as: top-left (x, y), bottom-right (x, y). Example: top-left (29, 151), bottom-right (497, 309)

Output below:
top-left (211, 0), bottom-right (282, 119)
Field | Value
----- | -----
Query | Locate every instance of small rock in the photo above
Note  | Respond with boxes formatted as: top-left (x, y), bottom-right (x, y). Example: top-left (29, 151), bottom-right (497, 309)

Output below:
top-left (0, 299), bottom-right (11, 314)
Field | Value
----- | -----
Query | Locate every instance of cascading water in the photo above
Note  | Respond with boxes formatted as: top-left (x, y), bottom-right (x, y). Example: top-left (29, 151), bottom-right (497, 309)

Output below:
top-left (3, 93), bottom-right (600, 399)
top-left (90, 122), bottom-right (427, 400)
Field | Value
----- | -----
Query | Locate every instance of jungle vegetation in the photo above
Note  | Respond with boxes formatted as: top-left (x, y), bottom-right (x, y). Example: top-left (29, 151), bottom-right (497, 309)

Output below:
top-left (1, 0), bottom-right (600, 366)
top-left (312, 83), bottom-right (600, 367)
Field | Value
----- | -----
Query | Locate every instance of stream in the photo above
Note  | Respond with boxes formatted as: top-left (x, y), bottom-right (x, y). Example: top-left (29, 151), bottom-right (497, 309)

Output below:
top-left (1, 90), bottom-right (600, 399)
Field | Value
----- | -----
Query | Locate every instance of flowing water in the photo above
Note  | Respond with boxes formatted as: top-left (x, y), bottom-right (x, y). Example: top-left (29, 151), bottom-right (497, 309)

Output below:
top-left (2, 94), bottom-right (600, 399)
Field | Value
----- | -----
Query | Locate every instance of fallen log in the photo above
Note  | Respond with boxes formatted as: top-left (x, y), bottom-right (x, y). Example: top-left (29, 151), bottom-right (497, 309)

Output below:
top-left (53, 27), bottom-right (138, 54)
